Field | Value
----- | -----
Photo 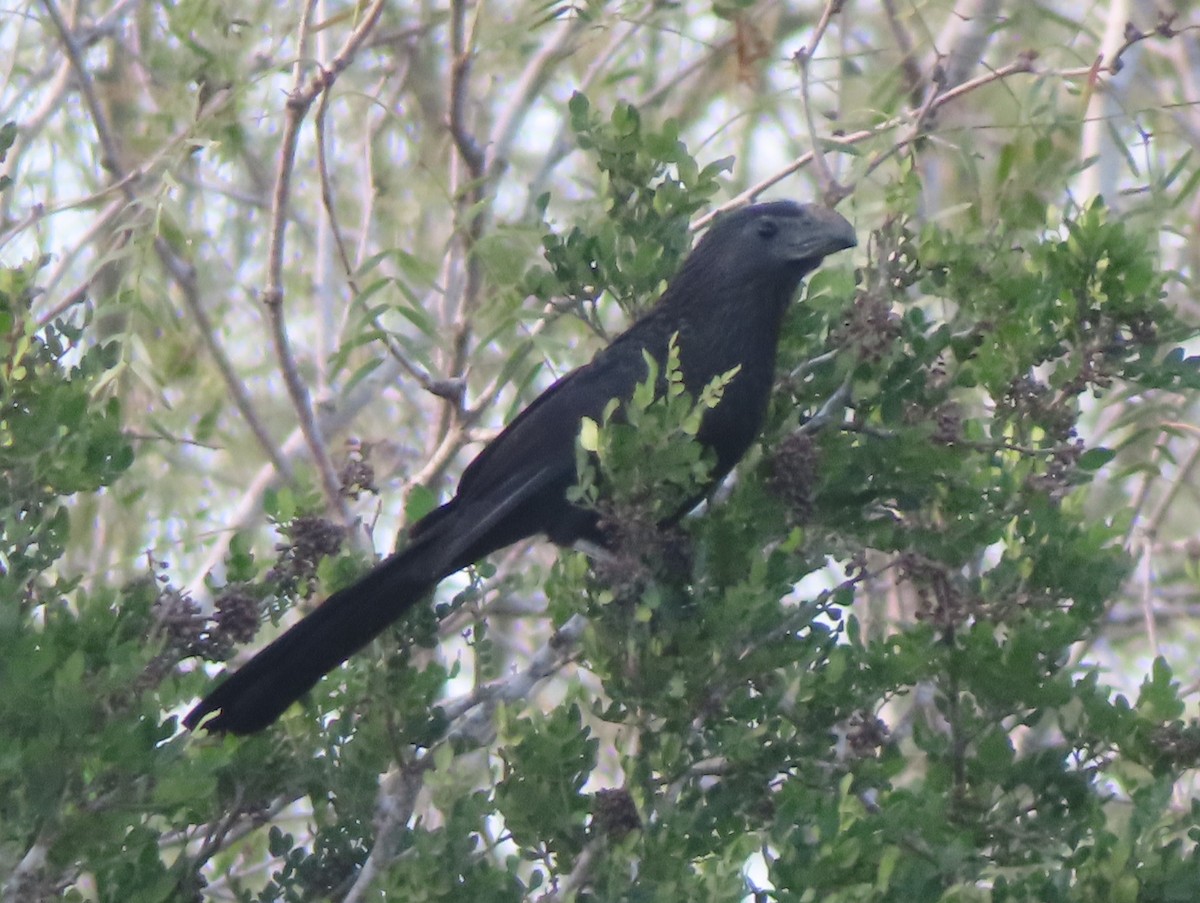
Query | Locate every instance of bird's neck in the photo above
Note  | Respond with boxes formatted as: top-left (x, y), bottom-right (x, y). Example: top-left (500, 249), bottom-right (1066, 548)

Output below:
top-left (658, 267), bottom-right (804, 399)
top-left (670, 264), bottom-right (802, 343)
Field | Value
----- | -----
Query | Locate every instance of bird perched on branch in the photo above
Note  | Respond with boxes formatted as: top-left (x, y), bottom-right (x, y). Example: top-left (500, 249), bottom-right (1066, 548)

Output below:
top-left (184, 200), bottom-right (856, 734)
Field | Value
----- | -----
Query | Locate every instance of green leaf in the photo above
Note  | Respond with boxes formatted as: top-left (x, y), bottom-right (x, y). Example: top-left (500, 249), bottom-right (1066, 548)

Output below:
top-left (1078, 447), bottom-right (1116, 471)
top-left (405, 483), bottom-right (438, 524)
top-left (578, 416), bottom-right (599, 452)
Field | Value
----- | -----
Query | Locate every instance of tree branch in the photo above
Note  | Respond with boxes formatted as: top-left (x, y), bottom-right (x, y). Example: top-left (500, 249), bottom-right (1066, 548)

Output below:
top-left (261, 0), bottom-right (388, 525)
top-left (792, 0), bottom-right (847, 201)
top-left (38, 0), bottom-right (295, 480)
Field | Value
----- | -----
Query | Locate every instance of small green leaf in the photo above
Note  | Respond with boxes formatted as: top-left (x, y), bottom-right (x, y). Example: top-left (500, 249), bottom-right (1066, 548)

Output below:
top-left (1078, 447), bottom-right (1116, 471)
top-left (579, 417), bottom-right (599, 452)
top-left (405, 483), bottom-right (437, 524)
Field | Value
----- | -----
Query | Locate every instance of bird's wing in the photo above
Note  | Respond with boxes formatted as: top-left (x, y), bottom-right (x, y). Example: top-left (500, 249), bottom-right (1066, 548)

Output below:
top-left (414, 334), bottom-right (661, 571)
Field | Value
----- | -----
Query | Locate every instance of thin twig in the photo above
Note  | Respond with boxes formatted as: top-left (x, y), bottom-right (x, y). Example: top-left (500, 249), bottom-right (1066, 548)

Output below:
top-left (441, 613), bottom-right (587, 734)
top-left (315, 79), bottom-right (357, 292)
top-left (788, 347), bottom-right (839, 381)
top-left (1055, 16), bottom-right (1195, 79)
top-left (37, 0), bottom-right (124, 175)
top-left (882, 0), bottom-right (924, 102)
top-left (312, 56), bottom-right (457, 404)
top-left (157, 238), bottom-right (297, 481)
top-left (446, 0), bottom-right (485, 174)
top-left (1125, 423), bottom-right (1200, 552)
top-left (695, 49), bottom-right (1041, 227)
top-left (485, 14), bottom-right (587, 179)
top-left (792, 0), bottom-right (846, 200)
top-left (537, 835), bottom-right (605, 902)
top-left (261, 0), bottom-right (388, 523)
top-left (312, 73), bottom-right (465, 402)
top-left (38, 0), bottom-right (293, 479)
top-left (435, 0), bottom-right (489, 449)
top-left (797, 372), bottom-right (854, 435)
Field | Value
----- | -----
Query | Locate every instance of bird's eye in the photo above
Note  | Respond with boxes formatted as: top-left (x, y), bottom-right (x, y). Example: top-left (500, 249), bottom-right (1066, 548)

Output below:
top-left (757, 219), bottom-right (778, 239)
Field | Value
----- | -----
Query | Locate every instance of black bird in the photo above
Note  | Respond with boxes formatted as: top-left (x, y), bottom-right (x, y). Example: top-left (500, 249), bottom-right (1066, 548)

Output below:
top-left (184, 200), bottom-right (856, 734)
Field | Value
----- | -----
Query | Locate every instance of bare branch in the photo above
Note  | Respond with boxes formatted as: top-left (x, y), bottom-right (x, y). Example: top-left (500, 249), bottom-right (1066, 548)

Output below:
top-left (436, 0), bottom-right (490, 450)
top-left (696, 49), bottom-right (1040, 226)
top-left (343, 761), bottom-right (431, 903)
top-left (36, 0), bottom-right (125, 176)
top-left (485, 14), bottom-right (587, 180)
top-left (157, 236), bottom-right (297, 483)
top-left (441, 613), bottom-right (587, 740)
top-left (933, 0), bottom-right (1004, 92)
top-left (446, 0), bottom-right (485, 175)
top-left (536, 835), bottom-right (604, 902)
top-left (882, 0), bottom-right (924, 101)
top-left (261, 0), bottom-right (388, 525)
top-left (37, 0), bottom-right (294, 480)
top-left (792, 0), bottom-right (847, 200)
top-left (1, 833), bottom-right (51, 903)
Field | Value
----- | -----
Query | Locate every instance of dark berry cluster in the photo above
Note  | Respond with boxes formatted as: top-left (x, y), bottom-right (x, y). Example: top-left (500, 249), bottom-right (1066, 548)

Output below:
top-left (152, 585), bottom-right (211, 659)
top-left (997, 375), bottom-right (1077, 441)
top-left (137, 577), bottom-right (259, 687)
top-left (899, 552), bottom-right (972, 630)
top-left (592, 787), bottom-right (641, 839)
top-left (831, 290), bottom-right (902, 363)
top-left (266, 515), bottom-right (347, 599)
top-left (931, 401), bottom-right (964, 444)
top-left (1024, 439), bottom-right (1086, 501)
top-left (842, 711), bottom-right (891, 759)
top-left (338, 441), bottom-right (377, 500)
top-left (1148, 720), bottom-right (1200, 769)
top-left (593, 499), bottom-right (691, 605)
top-left (769, 431), bottom-right (819, 523)
top-left (210, 585), bottom-right (260, 645)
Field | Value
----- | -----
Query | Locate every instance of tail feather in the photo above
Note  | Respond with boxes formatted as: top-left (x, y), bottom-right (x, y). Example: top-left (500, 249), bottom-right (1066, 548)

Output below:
top-left (183, 541), bottom-right (441, 735)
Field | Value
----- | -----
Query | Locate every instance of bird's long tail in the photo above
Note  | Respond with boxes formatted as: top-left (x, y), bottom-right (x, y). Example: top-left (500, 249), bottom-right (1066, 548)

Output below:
top-left (183, 533), bottom-right (445, 735)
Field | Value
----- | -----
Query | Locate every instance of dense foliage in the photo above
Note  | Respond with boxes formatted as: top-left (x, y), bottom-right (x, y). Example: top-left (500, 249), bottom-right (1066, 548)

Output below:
top-left (2, 2), bottom-right (1199, 901)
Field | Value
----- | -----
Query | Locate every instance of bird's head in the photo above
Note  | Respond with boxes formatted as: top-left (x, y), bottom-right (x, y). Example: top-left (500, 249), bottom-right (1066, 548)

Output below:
top-left (690, 200), bottom-right (857, 285)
